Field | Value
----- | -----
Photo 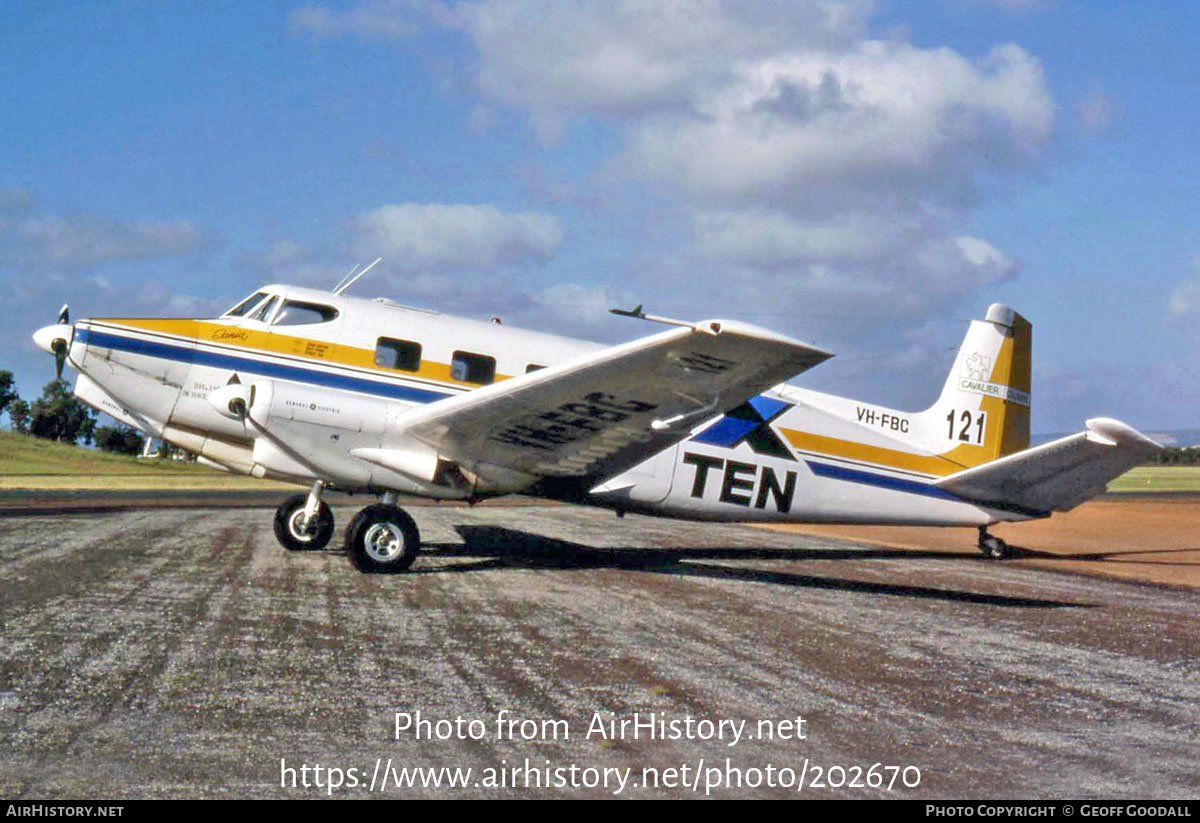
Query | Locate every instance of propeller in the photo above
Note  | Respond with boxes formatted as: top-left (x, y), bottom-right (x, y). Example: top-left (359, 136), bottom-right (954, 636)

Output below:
top-left (52, 304), bottom-right (69, 379)
top-left (32, 304), bottom-right (73, 381)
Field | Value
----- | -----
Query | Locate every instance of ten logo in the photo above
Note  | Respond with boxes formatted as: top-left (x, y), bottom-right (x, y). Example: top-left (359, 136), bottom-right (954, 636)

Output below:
top-left (682, 453), bottom-right (797, 513)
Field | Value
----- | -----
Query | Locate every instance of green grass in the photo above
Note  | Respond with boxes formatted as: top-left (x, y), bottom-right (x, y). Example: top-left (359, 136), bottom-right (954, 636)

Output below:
top-left (0, 430), bottom-right (214, 475)
top-left (2, 430), bottom-right (1197, 493)
top-left (0, 430), bottom-right (292, 490)
top-left (1107, 465), bottom-right (1200, 493)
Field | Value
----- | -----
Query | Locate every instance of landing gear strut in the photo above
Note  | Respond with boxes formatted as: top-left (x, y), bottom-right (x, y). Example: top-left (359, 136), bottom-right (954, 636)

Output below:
top-left (978, 525), bottom-right (1011, 560)
top-left (345, 501), bottom-right (421, 573)
top-left (273, 481), bottom-right (335, 551)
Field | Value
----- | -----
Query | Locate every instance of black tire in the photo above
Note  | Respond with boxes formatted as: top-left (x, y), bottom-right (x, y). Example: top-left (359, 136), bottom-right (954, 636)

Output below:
top-left (273, 493), bottom-right (335, 551)
top-left (345, 504), bottom-right (421, 573)
top-left (980, 535), bottom-right (1010, 560)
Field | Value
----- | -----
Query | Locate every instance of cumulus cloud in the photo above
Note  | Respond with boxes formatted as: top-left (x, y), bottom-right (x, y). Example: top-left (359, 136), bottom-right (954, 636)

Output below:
top-left (292, 1), bottom-right (1058, 406)
top-left (627, 41), bottom-right (1053, 206)
top-left (295, 1), bottom-right (871, 136)
top-left (350, 203), bottom-right (562, 270)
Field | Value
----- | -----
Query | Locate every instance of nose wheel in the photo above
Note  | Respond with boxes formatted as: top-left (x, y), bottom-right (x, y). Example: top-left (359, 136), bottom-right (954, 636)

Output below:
top-left (274, 491), bottom-right (334, 551)
top-left (345, 503), bottom-right (421, 573)
top-left (978, 526), bottom-right (1012, 560)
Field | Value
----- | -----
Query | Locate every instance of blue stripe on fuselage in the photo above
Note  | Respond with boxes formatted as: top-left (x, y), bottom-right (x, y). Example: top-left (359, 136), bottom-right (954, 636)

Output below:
top-left (77, 326), bottom-right (452, 405)
top-left (804, 459), bottom-right (962, 501)
top-left (804, 459), bottom-right (1049, 517)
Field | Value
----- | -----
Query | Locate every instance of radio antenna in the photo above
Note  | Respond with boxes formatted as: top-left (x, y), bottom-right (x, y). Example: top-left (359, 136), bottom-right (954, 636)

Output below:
top-left (333, 257), bottom-right (382, 296)
top-left (332, 262), bottom-right (361, 294)
top-left (609, 304), bottom-right (694, 329)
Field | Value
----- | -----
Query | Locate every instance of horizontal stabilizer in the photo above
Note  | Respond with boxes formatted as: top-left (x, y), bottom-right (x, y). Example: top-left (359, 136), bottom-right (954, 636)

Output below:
top-left (935, 418), bottom-right (1161, 513)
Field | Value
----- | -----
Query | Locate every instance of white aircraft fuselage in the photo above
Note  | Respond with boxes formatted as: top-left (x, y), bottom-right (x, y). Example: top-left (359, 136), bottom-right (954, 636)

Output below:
top-left (32, 284), bottom-right (1159, 570)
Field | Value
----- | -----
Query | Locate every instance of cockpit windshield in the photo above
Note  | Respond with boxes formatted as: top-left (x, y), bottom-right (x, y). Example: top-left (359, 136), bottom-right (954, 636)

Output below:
top-left (223, 291), bottom-right (269, 318)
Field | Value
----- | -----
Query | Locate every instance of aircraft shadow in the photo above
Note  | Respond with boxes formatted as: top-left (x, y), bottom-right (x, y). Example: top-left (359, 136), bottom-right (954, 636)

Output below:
top-left (413, 525), bottom-right (1089, 609)
top-left (1005, 544), bottom-right (1200, 567)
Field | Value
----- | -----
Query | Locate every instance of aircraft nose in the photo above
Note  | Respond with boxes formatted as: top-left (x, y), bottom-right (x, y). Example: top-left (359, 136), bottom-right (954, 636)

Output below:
top-left (33, 323), bottom-right (71, 355)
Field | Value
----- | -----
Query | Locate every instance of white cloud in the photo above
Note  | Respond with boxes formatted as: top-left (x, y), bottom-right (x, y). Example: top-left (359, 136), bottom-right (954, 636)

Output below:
top-left (697, 210), bottom-right (920, 267)
top-left (627, 41), bottom-right (1053, 205)
top-left (295, 1), bottom-right (871, 132)
top-left (456, 0), bottom-right (870, 137)
top-left (0, 212), bottom-right (202, 270)
top-left (1168, 277), bottom-right (1200, 321)
top-left (350, 203), bottom-right (563, 270)
top-left (292, 1), bottom-right (1057, 406)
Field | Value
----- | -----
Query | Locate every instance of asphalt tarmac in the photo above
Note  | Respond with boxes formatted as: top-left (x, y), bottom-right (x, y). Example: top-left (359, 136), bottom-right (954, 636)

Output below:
top-left (1, 504), bottom-right (1197, 799)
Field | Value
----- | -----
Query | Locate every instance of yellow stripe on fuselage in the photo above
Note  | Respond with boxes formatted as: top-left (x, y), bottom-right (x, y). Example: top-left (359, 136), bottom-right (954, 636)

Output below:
top-left (94, 317), bottom-right (513, 388)
top-left (778, 428), bottom-right (994, 478)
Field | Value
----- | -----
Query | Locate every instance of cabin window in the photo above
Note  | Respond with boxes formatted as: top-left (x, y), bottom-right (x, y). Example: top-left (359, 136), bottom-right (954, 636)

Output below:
top-left (451, 351), bottom-right (496, 385)
top-left (526, 364), bottom-right (547, 373)
top-left (224, 292), bottom-right (268, 317)
top-left (375, 338), bottom-right (422, 372)
top-left (274, 301), bottom-right (339, 326)
top-left (249, 295), bottom-right (278, 323)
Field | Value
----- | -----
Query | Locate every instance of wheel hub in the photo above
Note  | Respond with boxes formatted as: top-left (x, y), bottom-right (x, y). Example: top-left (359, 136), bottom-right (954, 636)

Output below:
top-left (288, 509), bottom-right (316, 541)
top-left (363, 522), bottom-right (405, 562)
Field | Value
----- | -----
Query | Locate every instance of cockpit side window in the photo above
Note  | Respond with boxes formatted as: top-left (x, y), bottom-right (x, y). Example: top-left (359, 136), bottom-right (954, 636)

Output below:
top-left (224, 292), bottom-right (268, 318)
top-left (273, 301), bottom-right (339, 326)
top-left (249, 295), bottom-right (279, 323)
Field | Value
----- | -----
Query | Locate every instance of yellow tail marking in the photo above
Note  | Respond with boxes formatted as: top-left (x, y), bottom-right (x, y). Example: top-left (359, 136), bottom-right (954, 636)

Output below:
top-left (779, 428), bottom-right (982, 477)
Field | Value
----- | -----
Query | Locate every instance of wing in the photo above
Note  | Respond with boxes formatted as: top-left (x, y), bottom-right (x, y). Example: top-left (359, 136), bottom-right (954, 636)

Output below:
top-left (369, 319), bottom-right (831, 493)
top-left (936, 417), bottom-right (1160, 513)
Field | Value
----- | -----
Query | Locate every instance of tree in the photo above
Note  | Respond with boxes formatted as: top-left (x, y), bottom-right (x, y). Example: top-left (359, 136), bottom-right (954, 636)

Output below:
top-left (0, 370), bottom-right (17, 418)
top-left (27, 379), bottom-right (96, 445)
top-left (94, 423), bottom-right (145, 456)
top-left (8, 398), bottom-right (30, 433)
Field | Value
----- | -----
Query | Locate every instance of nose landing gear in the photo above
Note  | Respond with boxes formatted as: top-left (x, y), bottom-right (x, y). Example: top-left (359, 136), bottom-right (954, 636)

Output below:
top-left (274, 481), bottom-right (334, 551)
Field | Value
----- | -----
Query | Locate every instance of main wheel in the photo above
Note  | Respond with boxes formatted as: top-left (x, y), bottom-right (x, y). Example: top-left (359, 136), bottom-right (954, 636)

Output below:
top-left (273, 493), bottom-right (334, 551)
top-left (345, 504), bottom-right (421, 573)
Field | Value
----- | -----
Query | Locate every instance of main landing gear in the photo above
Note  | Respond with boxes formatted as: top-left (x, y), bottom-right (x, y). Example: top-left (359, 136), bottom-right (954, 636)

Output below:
top-left (271, 485), bottom-right (422, 573)
top-left (344, 503), bottom-right (421, 573)
top-left (978, 525), bottom-right (1012, 560)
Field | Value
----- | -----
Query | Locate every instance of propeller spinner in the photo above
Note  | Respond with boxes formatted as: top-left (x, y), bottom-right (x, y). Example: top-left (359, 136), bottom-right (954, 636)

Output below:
top-left (32, 303), bottom-right (73, 381)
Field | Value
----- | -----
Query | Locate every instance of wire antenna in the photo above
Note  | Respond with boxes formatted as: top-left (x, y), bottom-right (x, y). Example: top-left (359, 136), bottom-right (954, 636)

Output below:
top-left (332, 262), bottom-right (361, 294)
top-left (333, 257), bottom-right (383, 296)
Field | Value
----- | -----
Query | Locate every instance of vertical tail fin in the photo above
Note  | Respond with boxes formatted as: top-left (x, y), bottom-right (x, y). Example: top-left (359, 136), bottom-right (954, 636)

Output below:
top-left (917, 304), bottom-right (1031, 468)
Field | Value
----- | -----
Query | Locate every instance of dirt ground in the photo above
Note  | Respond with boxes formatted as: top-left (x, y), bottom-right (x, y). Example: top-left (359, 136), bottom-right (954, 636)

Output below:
top-left (758, 495), bottom-right (1200, 590)
top-left (2, 503), bottom-right (1198, 799)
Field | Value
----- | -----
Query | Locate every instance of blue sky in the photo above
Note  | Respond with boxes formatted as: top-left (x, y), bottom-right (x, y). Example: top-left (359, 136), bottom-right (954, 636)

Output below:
top-left (3, 0), bottom-right (1198, 435)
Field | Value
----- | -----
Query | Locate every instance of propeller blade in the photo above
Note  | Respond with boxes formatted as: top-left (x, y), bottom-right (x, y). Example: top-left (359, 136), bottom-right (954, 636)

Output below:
top-left (52, 339), bottom-right (66, 381)
top-left (57, 304), bottom-right (69, 325)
